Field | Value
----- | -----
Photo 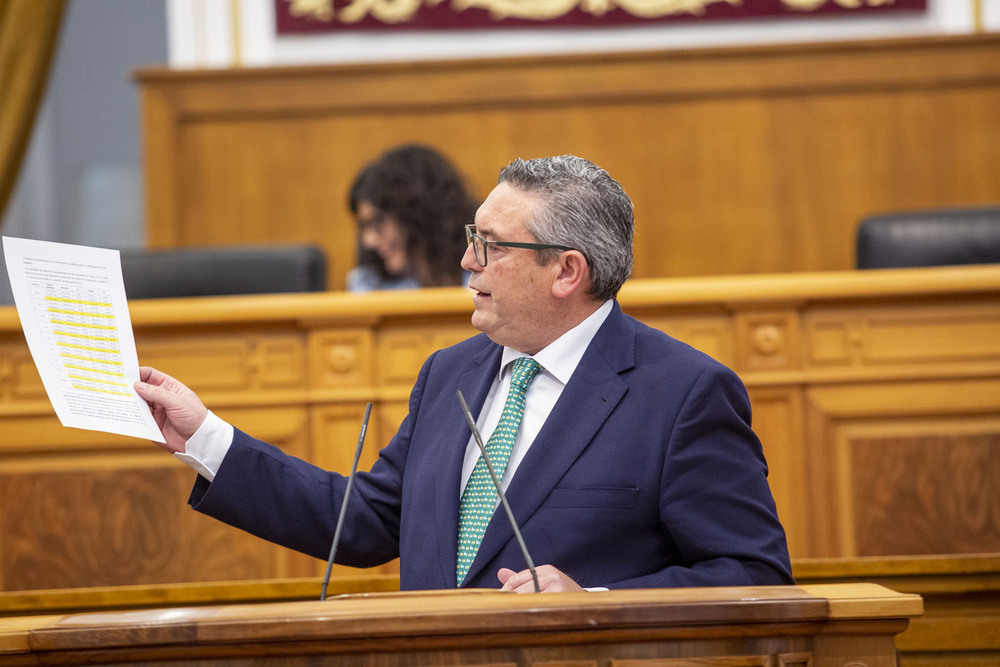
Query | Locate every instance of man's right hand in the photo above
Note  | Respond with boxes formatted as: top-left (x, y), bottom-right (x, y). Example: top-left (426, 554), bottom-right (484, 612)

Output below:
top-left (134, 366), bottom-right (208, 454)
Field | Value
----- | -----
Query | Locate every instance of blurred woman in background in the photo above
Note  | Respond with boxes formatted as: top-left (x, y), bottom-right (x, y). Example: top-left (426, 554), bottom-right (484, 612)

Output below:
top-left (347, 144), bottom-right (479, 292)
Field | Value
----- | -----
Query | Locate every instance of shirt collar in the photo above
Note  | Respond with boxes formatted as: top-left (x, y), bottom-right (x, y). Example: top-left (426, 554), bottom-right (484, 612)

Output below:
top-left (499, 299), bottom-right (614, 384)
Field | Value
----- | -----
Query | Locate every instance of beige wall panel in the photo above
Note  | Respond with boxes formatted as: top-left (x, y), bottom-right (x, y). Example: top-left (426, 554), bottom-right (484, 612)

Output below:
top-left (0, 414), bottom-right (139, 452)
top-left (312, 403), bottom-right (377, 476)
top-left (309, 329), bottom-right (375, 391)
top-left (136, 334), bottom-right (307, 393)
top-left (630, 312), bottom-right (736, 368)
top-left (375, 317), bottom-right (477, 389)
top-left (735, 311), bottom-right (804, 374)
top-left (804, 302), bottom-right (1000, 375)
top-left (749, 388), bottom-right (809, 560)
top-left (862, 308), bottom-right (1000, 365)
top-left (375, 400), bottom-right (412, 450)
top-left (310, 403), bottom-right (401, 580)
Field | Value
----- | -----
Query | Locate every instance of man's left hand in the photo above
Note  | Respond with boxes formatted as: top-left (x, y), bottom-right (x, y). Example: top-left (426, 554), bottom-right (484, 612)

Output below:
top-left (497, 565), bottom-right (585, 593)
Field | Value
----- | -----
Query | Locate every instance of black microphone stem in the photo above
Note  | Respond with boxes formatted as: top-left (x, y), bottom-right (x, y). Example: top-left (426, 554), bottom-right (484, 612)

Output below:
top-left (320, 402), bottom-right (372, 601)
top-left (457, 390), bottom-right (540, 593)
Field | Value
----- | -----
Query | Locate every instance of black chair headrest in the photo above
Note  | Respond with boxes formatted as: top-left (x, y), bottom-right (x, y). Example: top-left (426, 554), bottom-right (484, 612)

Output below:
top-left (119, 245), bottom-right (327, 299)
top-left (856, 206), bottom-right (1000, 269)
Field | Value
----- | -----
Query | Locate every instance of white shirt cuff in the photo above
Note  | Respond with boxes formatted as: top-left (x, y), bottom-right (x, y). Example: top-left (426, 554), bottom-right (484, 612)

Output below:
top-left (172, 410), bottom-right (234, 482)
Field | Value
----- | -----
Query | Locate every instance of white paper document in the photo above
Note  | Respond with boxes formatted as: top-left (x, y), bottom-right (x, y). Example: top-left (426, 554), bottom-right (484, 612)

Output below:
top-left (3, 236), bottom-right (164, 442)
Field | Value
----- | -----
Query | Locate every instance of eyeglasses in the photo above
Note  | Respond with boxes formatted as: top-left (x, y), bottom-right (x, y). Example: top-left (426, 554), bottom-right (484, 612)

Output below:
top-left (465, 225), bottom-right (574, 267)
top-left (357, 210), bottom-right (388, 234)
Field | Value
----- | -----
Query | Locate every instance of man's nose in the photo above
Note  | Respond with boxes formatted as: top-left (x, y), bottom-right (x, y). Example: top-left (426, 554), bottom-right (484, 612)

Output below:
top-left (460, 243), bottom-right (480, 271)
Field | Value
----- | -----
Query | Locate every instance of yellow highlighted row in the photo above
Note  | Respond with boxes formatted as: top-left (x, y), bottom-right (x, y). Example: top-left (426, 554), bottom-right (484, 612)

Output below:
top-left (61, 353), bottom-right (122, 367)
top-left (65, 363), bottom-right (124, 378)
top-left (57, 341), bottom-right (120, 355)
top-left (46, 296), bottom-right (112, 308)
top-left (54, 330), bottom-right (117, 343)
top-left (48, 307), bottom-right (114, 319)
top-left (51, 318), bottom-right (116, 331)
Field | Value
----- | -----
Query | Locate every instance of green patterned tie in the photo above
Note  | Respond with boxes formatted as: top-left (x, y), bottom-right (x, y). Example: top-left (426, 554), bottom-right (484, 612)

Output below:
top-left (456, 357), bottom-right (541, 586)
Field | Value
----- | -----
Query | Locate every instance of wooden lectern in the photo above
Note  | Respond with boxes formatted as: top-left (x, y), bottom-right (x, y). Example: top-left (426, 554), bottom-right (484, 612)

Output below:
top-left (1, 583), bottom-right (920, 666)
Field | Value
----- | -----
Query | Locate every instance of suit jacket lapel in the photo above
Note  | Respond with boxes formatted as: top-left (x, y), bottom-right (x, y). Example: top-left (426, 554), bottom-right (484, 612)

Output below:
top-left (463, 304), bottom-right (636, 584)
top-left (433, 342), bottom-right (503, 588)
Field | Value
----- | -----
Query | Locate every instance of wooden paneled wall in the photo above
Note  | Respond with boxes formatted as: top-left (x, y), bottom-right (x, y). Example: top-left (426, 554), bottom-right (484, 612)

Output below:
top-left (1, 266), bottom-right (998, 592)
top-left (136, 35), bottom-right (1000, 290)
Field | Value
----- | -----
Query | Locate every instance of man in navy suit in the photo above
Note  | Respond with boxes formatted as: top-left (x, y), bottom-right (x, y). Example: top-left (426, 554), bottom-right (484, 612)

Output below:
top-left (135, 155), bottom-right (793, 592)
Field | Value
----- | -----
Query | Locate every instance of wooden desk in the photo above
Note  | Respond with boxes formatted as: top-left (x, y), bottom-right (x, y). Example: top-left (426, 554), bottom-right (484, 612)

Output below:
top-left (1, 267), bottom-right (999, 591)
top-left (0, 584), bottom-right (921, 666)
top-left (796, 554), bottom-right (1000, 667)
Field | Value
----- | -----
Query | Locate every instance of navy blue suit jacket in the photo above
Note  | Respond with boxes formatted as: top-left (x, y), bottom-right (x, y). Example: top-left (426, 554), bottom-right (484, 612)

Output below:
top-left (190, 302), bottom-right (793, 590)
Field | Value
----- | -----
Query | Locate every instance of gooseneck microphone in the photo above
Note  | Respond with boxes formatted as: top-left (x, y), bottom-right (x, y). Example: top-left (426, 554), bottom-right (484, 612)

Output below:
top-left (456, 390), bottom-right (540, 593)
top-left (320, 402), bottom-right (373, 601)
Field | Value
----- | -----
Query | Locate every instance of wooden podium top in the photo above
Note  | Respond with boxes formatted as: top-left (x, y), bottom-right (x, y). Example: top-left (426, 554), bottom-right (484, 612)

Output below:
top-left (2, 584), bottom-right (920, 666)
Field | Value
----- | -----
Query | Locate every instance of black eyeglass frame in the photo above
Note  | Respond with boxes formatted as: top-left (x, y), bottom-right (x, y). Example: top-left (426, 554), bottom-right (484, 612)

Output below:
top-left (465, 224), bottom-right (574, 267)
top-left (356, 210), bottom-right (389, 234)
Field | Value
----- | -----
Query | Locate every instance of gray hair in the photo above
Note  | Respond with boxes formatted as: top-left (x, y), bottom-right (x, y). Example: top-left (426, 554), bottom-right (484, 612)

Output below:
top-left (497, 155), bottom-right (633, 301)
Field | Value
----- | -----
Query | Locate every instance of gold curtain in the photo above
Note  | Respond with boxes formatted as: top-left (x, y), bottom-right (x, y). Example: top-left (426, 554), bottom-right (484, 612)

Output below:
top-left (0, 0), bottom-right (66, 224)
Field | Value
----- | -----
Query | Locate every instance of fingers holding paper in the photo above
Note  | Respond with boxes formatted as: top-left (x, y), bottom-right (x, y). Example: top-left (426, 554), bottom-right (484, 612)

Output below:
top-left (134, 366), bottom-right (208, 453)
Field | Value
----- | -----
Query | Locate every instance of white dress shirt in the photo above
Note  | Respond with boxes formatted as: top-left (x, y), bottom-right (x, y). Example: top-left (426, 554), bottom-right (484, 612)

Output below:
top-left (459, 299), bottom-right (612, 496)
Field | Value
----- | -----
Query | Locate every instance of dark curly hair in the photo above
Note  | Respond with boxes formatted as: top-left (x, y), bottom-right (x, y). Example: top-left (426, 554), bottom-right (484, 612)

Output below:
top-left (349, 144), bottom-right (478, 287)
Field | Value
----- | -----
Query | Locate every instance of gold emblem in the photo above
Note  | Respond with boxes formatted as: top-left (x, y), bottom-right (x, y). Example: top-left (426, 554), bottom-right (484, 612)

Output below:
top-left (783, 0), bottom-right (896, 8)
top-left (285, 0), bottom-right (336, 22)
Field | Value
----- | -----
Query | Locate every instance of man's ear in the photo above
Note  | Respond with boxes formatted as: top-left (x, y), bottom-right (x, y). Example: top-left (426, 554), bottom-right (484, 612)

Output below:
top-left (551, 250), bottom-right (590, 299)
